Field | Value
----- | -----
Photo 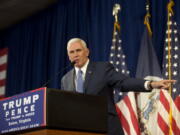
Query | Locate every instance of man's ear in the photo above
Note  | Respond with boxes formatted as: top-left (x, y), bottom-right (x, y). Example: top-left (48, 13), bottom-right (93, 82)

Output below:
top-left (86, 48), bottom-right (90, 57)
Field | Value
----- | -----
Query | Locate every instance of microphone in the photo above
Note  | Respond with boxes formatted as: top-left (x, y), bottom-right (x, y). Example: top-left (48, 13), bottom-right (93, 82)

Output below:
top-left (41, 62), bottom-right (75, 87)
top-left (71, 61), bottom-right (76, 66)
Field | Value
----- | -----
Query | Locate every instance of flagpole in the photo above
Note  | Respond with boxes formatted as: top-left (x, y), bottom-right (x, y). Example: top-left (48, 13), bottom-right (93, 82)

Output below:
top-left (144, 1), bottom-right (152, 36)
top-left (112, 4), bottom-right (121, 38)
top-left (167, 1), bottom-right (174, 135)
top-left (136, 2), bottom-right (154, 134)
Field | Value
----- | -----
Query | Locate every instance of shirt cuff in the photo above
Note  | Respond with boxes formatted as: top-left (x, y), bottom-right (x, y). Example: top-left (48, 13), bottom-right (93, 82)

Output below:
top-left (144, 81), bottom-right (151, 91)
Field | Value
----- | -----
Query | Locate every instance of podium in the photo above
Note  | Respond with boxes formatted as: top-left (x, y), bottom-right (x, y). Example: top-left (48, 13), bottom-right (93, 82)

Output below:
top-left (0, 88), bottom-right (107, 135)
top-left (21, 129), bottom-right (105, 135)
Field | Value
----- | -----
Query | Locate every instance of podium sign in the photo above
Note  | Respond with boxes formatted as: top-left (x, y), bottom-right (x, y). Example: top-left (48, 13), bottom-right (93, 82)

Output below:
top-left (0, 88), bottom-right (107, 134)
top-left (0, 88), bottom-right (46, 134)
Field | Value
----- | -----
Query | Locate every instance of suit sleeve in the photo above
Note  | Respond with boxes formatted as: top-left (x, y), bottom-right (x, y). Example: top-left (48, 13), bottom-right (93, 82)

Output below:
top-left (106, 63), bottom-right (146, 92)
top-left (61, 77), bottom-right (65, 90)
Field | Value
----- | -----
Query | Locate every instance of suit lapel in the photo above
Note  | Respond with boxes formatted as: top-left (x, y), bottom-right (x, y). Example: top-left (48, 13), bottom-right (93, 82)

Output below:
top-left (84, 62), bottom-right (94, 93)
top-left (68, 69), bottom-right (76, 91)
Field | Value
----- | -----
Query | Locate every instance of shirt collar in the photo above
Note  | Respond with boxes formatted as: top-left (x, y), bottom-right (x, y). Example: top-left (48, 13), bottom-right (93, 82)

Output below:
top-left (75, 59), bottom-right (89, 75)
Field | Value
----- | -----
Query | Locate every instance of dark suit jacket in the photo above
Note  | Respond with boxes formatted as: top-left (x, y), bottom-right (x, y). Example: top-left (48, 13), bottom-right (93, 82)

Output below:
top-left (61, 61), bottom-right (147, 135)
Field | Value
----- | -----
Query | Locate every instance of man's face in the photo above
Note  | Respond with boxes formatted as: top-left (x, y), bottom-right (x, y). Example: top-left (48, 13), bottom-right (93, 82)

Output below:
top-left (67, 41), bottom-right (89, 68)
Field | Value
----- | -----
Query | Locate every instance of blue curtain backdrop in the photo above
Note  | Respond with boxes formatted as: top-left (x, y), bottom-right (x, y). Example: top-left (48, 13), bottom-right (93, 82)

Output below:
top-left (0, 0), bottom-right (179, 96)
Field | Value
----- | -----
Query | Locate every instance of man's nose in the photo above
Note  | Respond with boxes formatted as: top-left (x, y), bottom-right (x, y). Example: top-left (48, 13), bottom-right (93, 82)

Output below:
top-left (72, 53), bottom-right (78, 58)
top-left (74, 51), bottom-right (79, 56)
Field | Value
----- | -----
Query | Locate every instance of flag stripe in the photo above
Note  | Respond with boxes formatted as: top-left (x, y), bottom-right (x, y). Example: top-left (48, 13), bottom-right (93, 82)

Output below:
top-left (0, 48), bottom-right (8, 56)
top-left (0, 55), bottom-right (8, 65)
top-left (123, 95), bottom-right (140, 135)
top-left (172, 117), bottom-right (180, 135)
top-left (159, 90), bottom-right (180, 135)
top-left (0, 48), bottom-right (8, 97)
top-left (0, 86), bottom-right (5, 95)
top-left (159, 90), bottom-right (170, 113)
top-left (0, 79), bottom-right (6, 86)
top-left (174, 96), bottom-right (180, 111)
top-left (0, 71), bottom-right (6, 80)
top-left (157, 125), bottom-right (165, 135)
top-left (116, 95), bottom-right (139, 135)
top-left (116, 105), bottom-right (131, 135)
top-left (158, 113), bottom-right (170, 135)
top-left (0, 63), bottom-right (7, 71)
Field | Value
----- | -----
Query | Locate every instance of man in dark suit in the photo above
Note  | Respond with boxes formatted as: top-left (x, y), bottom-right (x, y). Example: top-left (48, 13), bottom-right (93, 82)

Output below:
top-left (61, 38), bottom-right (175, 135)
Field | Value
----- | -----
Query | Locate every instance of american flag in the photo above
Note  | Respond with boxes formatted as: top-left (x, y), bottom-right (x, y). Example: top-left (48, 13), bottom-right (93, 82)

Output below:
top-left (109, 20), bottom-right (140, 135)
top-left (0, 48), bottom-right (8, 98)
top-left (158, 2), bottom-right (180, 134)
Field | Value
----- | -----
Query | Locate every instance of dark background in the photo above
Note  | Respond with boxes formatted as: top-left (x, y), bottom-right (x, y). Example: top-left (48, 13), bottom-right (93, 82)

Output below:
top-left (0, 0), bottom-right (179, 96)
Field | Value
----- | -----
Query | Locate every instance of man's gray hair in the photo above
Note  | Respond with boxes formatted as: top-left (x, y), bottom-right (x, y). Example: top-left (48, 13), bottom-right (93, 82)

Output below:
top-left (67, 38), bottom-right (87, 50)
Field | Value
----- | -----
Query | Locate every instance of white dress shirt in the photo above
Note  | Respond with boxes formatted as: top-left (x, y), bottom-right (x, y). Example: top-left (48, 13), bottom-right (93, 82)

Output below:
top-left (74, 59), bottom-right (89, 89)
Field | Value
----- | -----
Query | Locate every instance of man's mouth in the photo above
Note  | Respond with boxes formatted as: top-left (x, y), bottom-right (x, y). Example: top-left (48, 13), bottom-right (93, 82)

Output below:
top-left (74, 59), bottom-right (79, 63)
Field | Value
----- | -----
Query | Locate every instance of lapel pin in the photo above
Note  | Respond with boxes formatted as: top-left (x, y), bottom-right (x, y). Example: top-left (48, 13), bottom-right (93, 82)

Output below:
top-left (88, 71), bottom-right (92, 74)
